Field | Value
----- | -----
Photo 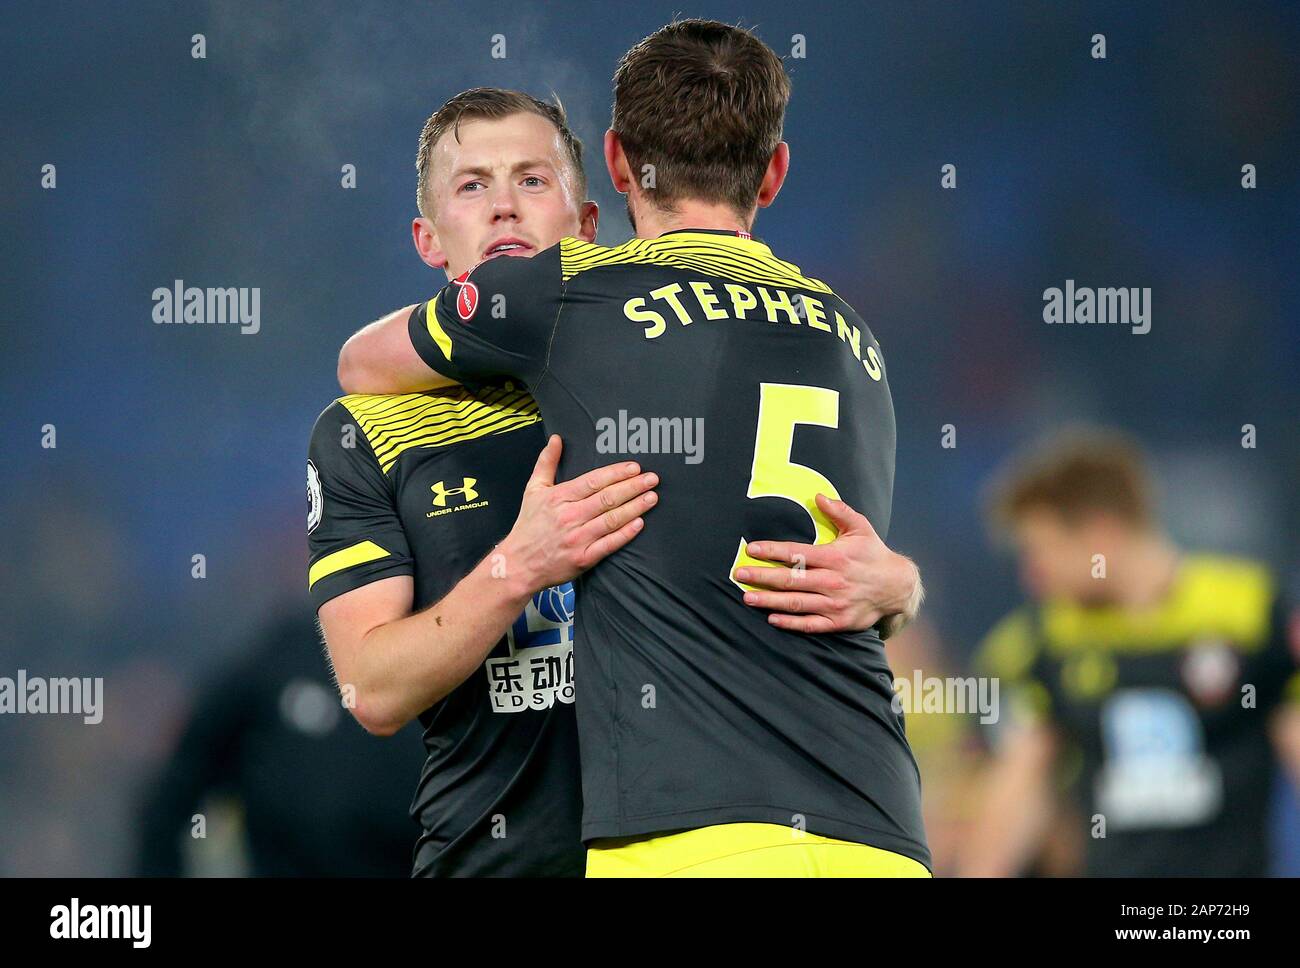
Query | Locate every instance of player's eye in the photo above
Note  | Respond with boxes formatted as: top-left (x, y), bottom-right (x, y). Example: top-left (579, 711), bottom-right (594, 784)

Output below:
top-left (459, 180), bottom-right (484, 193)
top-left (521, 175), bottom-right (546, 189)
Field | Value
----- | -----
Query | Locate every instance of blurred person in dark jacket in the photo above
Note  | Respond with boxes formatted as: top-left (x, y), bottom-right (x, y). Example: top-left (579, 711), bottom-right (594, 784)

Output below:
top-left (136, 611), bottom-right (421, 876)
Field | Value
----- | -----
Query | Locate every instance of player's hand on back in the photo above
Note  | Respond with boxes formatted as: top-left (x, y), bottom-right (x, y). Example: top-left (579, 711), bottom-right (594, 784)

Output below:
top-left (733, 493), bottom-right (922, 636)
top-left (497, 435), bottom-right (658, 594)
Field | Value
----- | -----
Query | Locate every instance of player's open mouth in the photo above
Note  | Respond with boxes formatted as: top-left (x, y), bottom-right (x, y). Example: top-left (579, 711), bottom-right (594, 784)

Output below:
top-left (483, 238), bottom-right (533, 259)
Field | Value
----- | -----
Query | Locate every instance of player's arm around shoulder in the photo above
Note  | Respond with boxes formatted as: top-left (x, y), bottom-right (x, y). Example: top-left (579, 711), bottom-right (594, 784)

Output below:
top-left (337, 303), bottom-right (457, 395)
top-left (339, 246), bottom-right (564, 395)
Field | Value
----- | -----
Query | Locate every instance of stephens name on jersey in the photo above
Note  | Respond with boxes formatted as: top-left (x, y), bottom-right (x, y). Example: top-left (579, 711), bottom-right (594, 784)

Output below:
top-left (406, 229), bottom-right (930, 870)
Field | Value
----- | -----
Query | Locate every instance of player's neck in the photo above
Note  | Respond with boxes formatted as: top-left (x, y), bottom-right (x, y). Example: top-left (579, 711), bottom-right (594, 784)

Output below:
top-left (633, 198), bottom-right (753, 240)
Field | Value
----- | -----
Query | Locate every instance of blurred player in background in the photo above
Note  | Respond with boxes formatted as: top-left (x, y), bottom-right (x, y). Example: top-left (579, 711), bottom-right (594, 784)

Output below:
top-left (314, 87), bottom-right (922, 876)
top-left (137, 612), bottom-right (420, 876)
top-left (337, 21), bottom-right (931, 877)
top-left (961, 430), bottom-right (1300, 876)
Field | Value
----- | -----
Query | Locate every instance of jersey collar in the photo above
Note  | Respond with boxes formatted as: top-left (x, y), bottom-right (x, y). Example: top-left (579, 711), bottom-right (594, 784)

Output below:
top-left (653, 228), bottom-right (771, 254)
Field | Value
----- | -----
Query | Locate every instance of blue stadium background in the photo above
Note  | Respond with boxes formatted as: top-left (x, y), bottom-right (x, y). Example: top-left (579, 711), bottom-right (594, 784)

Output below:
top-left (1, 1), bottom-right (1296, 874)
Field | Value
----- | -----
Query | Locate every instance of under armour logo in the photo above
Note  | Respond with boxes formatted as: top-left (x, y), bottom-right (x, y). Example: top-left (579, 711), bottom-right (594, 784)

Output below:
top-left (431, 478), bottom-right (479, 507)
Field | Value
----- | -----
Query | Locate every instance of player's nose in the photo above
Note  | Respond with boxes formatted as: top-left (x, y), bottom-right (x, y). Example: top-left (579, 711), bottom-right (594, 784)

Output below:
top-left (489, 184), bottom-right (520, 221)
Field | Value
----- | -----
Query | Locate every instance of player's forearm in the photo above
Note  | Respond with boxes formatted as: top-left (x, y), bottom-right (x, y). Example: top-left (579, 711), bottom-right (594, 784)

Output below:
top-left (958, 728), bottom-right (1056, 876)
top-left (338, 305), bottom-right (457, 394)
top-left (960, 786), bottom-right (1052, 877)
top-left (333, 441), bottom-right (656, 735)
top-left (348, 553), bottom-right (533, 734)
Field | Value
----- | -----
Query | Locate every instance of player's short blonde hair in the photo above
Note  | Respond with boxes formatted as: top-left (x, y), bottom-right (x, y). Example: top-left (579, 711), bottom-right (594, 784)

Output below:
top-left (986, 428), bottom-right (1157, 532)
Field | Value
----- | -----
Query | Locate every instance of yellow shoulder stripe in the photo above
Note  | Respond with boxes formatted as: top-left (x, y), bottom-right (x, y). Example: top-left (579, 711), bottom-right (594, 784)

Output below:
top-left (974, 610), bottom-right (1054, 718)
top-left (424, 295), bottom-right (453, 361)
top-left (559, 235), bottom-right (833, 294)
top-left (976, 610), bottom-right (1038, 680)
top-left (1043, 555), bottom-right (1274, 654)
top-left (309, 540), bottom-right (390, 589)
top-left (338, 384), bottom-right (540, 473)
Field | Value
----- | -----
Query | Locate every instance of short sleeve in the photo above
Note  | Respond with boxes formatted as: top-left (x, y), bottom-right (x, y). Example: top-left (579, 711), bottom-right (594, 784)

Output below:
top-left (307, 401), bottom-right (414, 609)
top-left (975, 609), bottom-right (1053, 737)
top-left (407, 243), bottom-right (564, 391)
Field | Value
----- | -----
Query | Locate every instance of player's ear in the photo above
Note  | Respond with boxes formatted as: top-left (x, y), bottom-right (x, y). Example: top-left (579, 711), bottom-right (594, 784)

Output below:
top-left (603, 130), bottom-right (633, 194)
top-left (755, 141), bottom-right (790, 209)
top-left (413, 216), bottom-right (448, 271)
top-left (577, 201), bottom-right (599, 243)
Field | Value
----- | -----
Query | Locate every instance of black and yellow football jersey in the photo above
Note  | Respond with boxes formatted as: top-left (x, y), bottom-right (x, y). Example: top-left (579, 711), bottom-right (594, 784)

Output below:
top-left (979, 554), bottom-right (1300, 876)
top-left (307, 381), bottom-right (584, 876)
top-left (406, 230), bottom-right (930, 869)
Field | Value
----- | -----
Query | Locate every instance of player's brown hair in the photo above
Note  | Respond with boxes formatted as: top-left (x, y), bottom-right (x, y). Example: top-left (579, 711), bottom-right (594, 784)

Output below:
top-left (986, 429), bottom-right (1158, 531)
top-left (611, 19), bottom-right (790, 218)
top-left (416, 87), bottom-right (587, 220)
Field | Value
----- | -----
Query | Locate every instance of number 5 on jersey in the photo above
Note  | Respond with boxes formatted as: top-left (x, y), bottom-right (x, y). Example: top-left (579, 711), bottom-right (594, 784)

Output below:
top-left (730, 383), bottom-right (842, 594)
